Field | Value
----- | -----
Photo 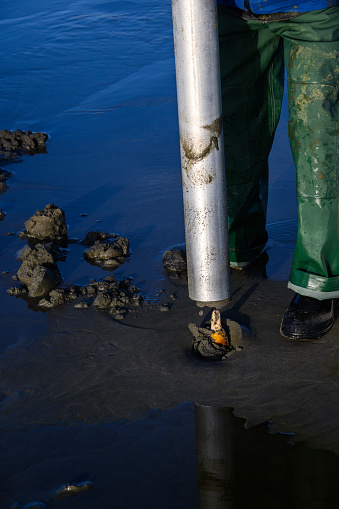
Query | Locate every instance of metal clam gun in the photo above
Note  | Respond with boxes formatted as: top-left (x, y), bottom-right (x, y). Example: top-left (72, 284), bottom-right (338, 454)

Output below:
top-left (172, 0), bottom-right (231, 309)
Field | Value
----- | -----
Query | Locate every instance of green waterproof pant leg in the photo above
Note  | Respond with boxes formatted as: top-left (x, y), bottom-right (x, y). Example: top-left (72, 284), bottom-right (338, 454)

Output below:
top-left (273, 8), bottom-right (339, 299)
top-left (219, 6), bottom-right (339, 296)
top-left (218, 7), bottom-right (284, 265)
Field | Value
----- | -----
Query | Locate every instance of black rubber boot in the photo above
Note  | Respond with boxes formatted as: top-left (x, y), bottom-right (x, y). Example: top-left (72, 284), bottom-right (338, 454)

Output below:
top-left (280, 294), bottom-right (335, 340)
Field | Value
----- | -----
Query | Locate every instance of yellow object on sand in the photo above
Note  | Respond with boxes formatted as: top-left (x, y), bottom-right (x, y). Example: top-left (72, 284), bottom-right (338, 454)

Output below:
top-left (211, 330), bottom-right (227, 346)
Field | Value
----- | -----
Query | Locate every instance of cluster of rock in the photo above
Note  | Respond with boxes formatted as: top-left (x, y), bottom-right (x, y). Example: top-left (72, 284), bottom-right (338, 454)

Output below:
top-left (0, 129), bottom-right (48, 159)
top-left (0, 129), bottom-right (48, 221)
top-left (39, 275), bottom-right (143, 319)
top-left (8, 204), bottom-right (68, 298)
top-left (8, 203), bottom-right (143, 318)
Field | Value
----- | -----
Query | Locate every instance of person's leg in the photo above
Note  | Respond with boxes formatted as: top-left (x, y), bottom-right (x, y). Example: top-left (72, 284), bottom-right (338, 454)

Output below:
top-left (270, 6), bottom-right (339, 338)
top-left (218, 7), bottom-right (284, 266)
top-left (283, 7), bottom-right (339, 300)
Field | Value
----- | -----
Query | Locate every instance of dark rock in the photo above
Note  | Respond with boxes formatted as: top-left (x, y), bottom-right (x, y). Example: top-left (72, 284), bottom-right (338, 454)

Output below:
top-left (0, 209), bottom-right (5, 220)
top-left (24, 204), bottom-right (67, 241)
top-left (17, 244), bottom-right (56, 286)
top-left (74, 301), bottom-right (90, 309)
top-left (163, 245), bottom-right (187, 276)
top-left (28, 265), bottom-right (62, 297)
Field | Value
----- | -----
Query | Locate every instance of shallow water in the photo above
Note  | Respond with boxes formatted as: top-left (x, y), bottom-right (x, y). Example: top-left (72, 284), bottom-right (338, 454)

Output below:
top-left (1, 403), bottom-right (339, 508)
top-left (1, 1), bottom-right (337, 506)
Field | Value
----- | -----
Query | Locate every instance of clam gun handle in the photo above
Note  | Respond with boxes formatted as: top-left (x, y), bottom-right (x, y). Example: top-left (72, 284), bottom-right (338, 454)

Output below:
top-left (172, 0), bottom-right (231, 307)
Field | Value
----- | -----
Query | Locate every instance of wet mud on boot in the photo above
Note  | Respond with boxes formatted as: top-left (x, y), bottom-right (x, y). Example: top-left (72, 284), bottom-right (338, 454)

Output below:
top-left (280, 294), bottom-right (336, 341)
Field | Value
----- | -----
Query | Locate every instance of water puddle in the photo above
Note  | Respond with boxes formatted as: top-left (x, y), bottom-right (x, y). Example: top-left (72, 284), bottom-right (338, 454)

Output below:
top-left (1, 403), bottom-right (339, 508)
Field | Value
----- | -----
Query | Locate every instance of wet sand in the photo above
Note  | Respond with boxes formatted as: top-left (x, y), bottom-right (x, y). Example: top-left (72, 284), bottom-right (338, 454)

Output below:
top-left (1, 269), bottom-right (339, 449)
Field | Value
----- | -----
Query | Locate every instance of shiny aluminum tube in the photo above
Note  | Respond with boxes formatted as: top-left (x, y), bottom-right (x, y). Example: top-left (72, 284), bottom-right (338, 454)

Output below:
top-left (172, 0), bottom-right (231, 307)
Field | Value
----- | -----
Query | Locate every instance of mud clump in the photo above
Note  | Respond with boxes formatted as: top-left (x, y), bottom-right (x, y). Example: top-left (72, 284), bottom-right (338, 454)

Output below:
top-left (13, 243), bottom-right (62, 298)
top-left (163, 244), bottom-right (187, 277)
top-left (82, 231), bottom-right (129, 269)
top-left (0, 129), bottom-right (48, 159)
top-left (189, 319), bottom-right (243, 361)
top-left (24, 203), bottom-right (68, 241)
top-left (38, 275), bottom-right (143, 319)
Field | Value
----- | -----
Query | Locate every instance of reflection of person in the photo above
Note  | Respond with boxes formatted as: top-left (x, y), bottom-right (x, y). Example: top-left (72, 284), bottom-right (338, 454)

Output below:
top-left (194, 404), bottom-right (339, 508)
top-left (217, 1), bottom-right (339, 339)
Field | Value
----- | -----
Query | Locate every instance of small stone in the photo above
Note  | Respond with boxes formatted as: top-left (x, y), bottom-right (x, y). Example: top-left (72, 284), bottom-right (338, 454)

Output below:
top-left (114, 313), bottom-right (125, 320)
top-left (74, 301), bottom-right (89, 309)
top-left (162, 245), bottom-right (187, 276)
top-left (7, 285), bottom-right (27, 296)
top-left (0, 209), bottom-right (5, 221)
top-left (159, 305), bottom-right (170, 312)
